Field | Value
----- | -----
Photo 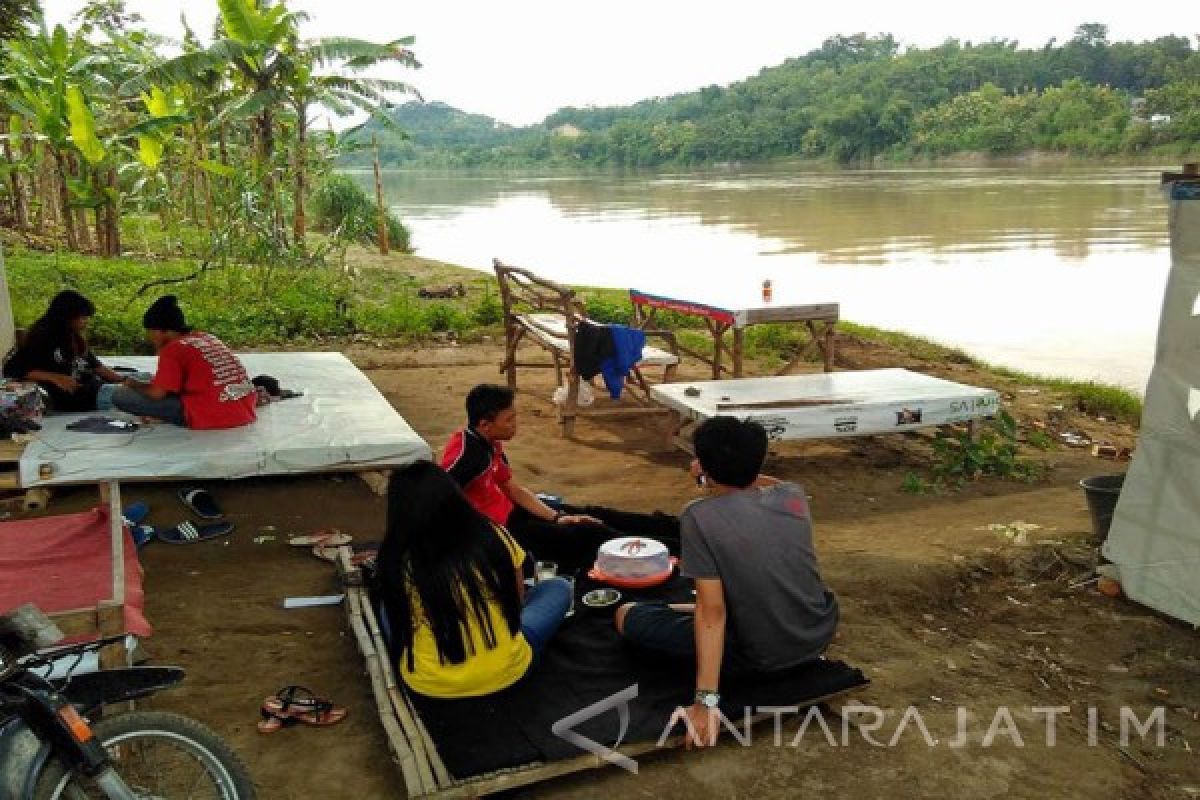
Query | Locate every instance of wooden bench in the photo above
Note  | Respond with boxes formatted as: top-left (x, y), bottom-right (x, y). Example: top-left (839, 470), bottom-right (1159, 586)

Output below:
top-left (494, 259), bottom-right (681, 436)
top-left (337, 548), bottom-right (868, 797)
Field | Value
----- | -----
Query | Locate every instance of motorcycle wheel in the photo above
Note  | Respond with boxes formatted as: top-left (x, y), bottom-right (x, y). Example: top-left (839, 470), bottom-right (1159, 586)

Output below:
top-left (31, 710), bottom-right (256, 800)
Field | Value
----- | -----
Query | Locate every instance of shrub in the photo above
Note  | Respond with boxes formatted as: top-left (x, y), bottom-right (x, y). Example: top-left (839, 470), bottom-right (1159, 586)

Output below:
top-left (311, 174), bottom-right (412, 253)
top-left (423, 303), bottom-right (469, 334)
top-left (472, 290), bottom-right (504, 326)
top-left (581, 294), bottom-right (633, 324)
top-left (930, 411), bottom-right (1043, 485)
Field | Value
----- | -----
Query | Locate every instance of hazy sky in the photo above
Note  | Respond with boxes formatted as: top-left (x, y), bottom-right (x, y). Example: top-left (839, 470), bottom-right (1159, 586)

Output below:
top-left (39, 0), bottom-right (1195, 126)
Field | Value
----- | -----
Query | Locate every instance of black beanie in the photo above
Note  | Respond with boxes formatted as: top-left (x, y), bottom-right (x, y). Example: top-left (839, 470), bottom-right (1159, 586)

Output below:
top-left (142, 295), bottom-right (188, 332)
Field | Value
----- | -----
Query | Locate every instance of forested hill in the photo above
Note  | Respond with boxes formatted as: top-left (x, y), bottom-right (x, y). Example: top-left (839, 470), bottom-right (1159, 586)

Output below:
top-left (347, 25), bottom-right (1200, 168)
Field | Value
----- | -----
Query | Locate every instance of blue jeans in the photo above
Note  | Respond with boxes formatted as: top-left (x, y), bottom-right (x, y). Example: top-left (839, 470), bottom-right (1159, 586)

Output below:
top-left (95, 373), bottom-right (153, 411)
top-left (520, 577), bottom-right (572, 657)
top-left (101, 385), bottom-right (185, 426)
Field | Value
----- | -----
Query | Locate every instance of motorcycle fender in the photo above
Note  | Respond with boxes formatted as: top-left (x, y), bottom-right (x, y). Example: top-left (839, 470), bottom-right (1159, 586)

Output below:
top-left (63, 667), bottom-right (186, 716)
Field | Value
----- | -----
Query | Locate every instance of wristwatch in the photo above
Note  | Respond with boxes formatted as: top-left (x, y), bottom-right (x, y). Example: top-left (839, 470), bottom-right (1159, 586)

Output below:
top-left (695, 689), bottom-right (720, 708)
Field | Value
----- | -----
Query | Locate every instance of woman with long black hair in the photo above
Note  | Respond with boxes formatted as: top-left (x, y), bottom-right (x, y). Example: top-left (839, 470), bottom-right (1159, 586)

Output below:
top-left (376, 461), bottom-right (572, 699)
top-left (3, 290), bottom-right (124, 412)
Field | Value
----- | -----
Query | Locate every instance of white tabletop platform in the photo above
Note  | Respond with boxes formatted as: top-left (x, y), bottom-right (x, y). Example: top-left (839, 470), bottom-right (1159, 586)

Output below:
top-left (20, 352), bottom-right (432, 487)
top-left (651, 368), bottom-right (1000, 440)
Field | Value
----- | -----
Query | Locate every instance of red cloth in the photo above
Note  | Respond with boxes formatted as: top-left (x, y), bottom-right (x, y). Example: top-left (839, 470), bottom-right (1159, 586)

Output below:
top-left (0, 508), bottom-right (151, 637)
top-left (441, 429), bottom-right (514, 526)
top-left (152, 331), bottom-right (257, 430)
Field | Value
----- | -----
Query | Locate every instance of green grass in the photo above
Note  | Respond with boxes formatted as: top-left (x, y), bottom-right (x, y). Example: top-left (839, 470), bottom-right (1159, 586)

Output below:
top-left (4, 244), bottom-right (500, 352)
top-left (837, 320), bottom-right (976, 363)
top-left (988, 367), bottom-right (1143, 423)
top-left (838, 320), bottom-right (1143, 424)
top-left (3, 233), bottom-right (1144, 427)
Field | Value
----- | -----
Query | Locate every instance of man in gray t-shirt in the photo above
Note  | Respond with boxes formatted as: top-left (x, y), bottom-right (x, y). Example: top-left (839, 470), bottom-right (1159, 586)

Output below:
top-left (616, 416), bottom-right (838, 748)
top-left (681, 482), bottom-right (838, 669)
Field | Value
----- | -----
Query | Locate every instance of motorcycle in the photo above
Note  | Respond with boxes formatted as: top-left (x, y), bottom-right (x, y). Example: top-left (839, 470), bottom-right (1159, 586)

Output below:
top-left (0, 604), bottom-right (256, 799)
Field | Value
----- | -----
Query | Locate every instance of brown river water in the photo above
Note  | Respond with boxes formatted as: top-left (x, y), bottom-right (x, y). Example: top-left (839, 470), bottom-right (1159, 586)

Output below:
top-left (362, 165), bottom-right (1171, 392)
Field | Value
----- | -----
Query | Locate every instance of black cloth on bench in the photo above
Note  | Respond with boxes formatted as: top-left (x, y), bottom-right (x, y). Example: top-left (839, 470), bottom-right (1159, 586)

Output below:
top-left (391, 572), bottom-right (868, 779)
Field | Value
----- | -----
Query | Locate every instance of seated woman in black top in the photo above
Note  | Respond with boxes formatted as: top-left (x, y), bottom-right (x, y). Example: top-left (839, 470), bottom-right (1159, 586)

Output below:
top-left (3, 291), bottom-right (124, 412)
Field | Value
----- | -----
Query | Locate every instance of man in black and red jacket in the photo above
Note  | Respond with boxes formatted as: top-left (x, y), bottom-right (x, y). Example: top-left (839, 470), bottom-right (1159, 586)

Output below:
top-left (441, 384), bottom-right (680, 571)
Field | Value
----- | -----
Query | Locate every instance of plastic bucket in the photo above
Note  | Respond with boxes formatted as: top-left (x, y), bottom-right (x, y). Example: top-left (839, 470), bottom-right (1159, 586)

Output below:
top-left (1079, 474), bottom-right (1125, 544)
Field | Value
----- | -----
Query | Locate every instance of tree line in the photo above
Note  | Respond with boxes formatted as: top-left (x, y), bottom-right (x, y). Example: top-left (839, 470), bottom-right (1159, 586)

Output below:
top-left (0, 0), bottom-right (417, 260)
top-left (353, 25), bottom-right (1200, 168)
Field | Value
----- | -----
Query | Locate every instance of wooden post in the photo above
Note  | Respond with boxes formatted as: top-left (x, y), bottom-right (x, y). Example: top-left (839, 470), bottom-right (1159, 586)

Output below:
top-left (358, 470), bottom-right (392, 497)
top-left (372, 135), bottom-right (390, 255)
top-left (823, 321), bottom-right (836, 372)
top-left (99, 480), bottom-right (128, 670)
top-left (664, 410), bottom-right (682, 450)
top-left (96, 603), bottom-right (127, 670)
top-left (707, 321), bottom-right (729, 380)
top-left (561, 372), bottom-right (580, 437)
top-left (21, 488), bottom-right (51, 512)
top-left (732, 327), bottom-right (745, 378)
top-left (105, 481), bottom-right (125, 609)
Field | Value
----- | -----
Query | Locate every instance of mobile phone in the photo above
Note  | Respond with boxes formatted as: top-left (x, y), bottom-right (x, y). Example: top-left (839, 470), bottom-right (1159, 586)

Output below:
top-left (695, 473), bottom-right (707, 488)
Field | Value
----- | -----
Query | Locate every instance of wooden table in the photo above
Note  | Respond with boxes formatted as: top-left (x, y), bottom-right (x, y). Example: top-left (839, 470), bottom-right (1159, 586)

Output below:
top-left (629, 285), bottom-right (839, 379)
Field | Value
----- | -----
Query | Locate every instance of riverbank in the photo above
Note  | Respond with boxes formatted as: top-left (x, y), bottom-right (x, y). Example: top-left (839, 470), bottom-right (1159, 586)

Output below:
top-left (346, 148), bottom-right (1200, 175)
top-left (8, 233), bottom-right (1194, 798)
top-left (3, 237), bottom-right (1144, 425)
top-left (25, 339), bottom-right (1194, 800)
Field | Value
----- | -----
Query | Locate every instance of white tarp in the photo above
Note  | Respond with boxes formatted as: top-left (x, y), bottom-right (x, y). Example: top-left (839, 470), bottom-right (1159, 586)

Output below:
top-left (1104, 181), bottom-right (1200, 627)
top-left (0, 247), bottom-right (14, 360)
top-left (20, 352), bottom-right (431, 486)
top-left (650, 368), bottom-right (1000, 440)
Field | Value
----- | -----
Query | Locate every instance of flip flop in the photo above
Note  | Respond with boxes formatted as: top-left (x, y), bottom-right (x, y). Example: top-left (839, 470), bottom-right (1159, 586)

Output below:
top-left (312, 545), bottom-right (376, 566)
top-left (157, 520), bottom-right (235, 544)
top-left (288, 529), bottom-right (352, 548)
top-left (130, 524), bottom-right (156, 549)
top-left (123, 502), bottom-right (150, 526)
top-left (178, 487), bottom-right (223, 520)
top-left (257, 686), bottom-right (347, 733)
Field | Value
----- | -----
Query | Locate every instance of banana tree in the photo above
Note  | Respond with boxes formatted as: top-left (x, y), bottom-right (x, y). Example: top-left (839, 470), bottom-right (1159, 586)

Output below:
top-left (0, 0), bottom-right (39, 42)
top-left (123, 0), bottom-right (420, 244)
top-left (1, 22), bottom-right (99, 250)
top-left (3, 17), bottom-right (190, 255)
top-left (287, 36), bottom-right (419, 240)
top-left (0, 112), bottom-right (31, 228)
top-left (122, 0), bottom-right (308, 242)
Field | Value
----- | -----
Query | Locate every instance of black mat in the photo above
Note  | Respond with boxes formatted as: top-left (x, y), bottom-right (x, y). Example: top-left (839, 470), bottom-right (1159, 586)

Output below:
top-left (393, 572), bottom-right (868, 779)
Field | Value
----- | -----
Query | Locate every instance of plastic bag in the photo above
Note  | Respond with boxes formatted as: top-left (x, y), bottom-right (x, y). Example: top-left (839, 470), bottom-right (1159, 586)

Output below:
top-left (552, 383), bottom-right (595, 407)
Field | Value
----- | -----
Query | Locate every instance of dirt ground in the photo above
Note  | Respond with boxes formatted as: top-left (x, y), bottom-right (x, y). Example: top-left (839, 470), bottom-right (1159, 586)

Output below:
top-left (34, 336), bottom-right (1199, 799)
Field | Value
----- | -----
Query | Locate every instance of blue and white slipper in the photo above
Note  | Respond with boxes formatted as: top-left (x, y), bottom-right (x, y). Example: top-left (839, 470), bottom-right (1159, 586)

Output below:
top-left (178, 488), bottom-right (223, 520)
top-left (123, 502), bottom-right (150, 526)
top-left (130, 524), bottom-right (156, 548)
top-left (157, 520), bottom-right (235, 544)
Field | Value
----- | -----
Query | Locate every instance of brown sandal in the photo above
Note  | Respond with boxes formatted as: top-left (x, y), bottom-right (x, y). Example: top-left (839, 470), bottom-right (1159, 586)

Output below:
top-left (257, 686), bottom-right (347, 733)
top-left (312, 545), bottom-right (377, 567)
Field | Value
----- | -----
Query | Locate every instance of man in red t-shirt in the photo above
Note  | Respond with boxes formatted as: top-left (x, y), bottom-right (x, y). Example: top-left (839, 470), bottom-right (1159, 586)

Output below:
top-left (111, 296), bottom-right (257, 430)
top-left (441, 384), bottom-right (680, 571)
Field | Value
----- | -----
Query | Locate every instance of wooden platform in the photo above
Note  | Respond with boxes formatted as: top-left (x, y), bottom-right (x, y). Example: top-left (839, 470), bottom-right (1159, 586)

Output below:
top-left (339, 551), bottom-right (865, 797)
top-left (0, 438), bottom-right (49, 511)
top-left (0, 438), bottom-right (23, 489)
